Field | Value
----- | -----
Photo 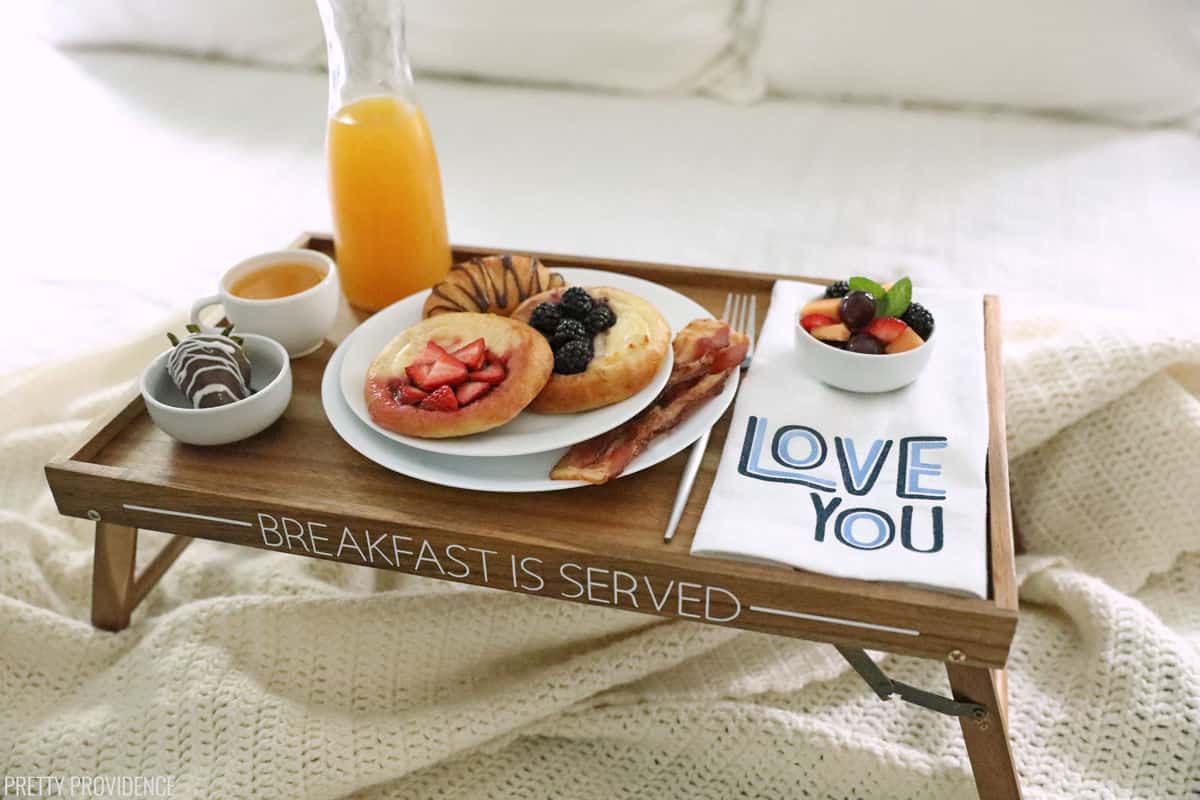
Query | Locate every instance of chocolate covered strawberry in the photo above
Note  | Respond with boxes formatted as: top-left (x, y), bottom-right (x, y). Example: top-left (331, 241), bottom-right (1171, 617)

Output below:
top-left (165, 324), bottom-right (252, 408)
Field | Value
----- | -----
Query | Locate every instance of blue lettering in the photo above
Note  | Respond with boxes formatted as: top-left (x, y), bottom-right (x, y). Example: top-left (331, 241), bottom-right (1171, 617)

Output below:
top-left (897, 436), bottom-right (947, 500)
top-left (835, 508), bottom-right (895, 551)
top-left (774, 426), bottom-right (826, 469)
top-left (900, 505), bottom-right (944, 553)
top-left (737, 417), bottom-right (836, 491)
top-left (809, 493), bottom-right (842, 542)
top-left (834, 437), bottom-right (892, 496)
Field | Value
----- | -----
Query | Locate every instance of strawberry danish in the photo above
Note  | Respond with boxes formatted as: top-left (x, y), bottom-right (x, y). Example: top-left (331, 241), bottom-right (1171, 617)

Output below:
top-left (365, 313), bottom-right (552, 438)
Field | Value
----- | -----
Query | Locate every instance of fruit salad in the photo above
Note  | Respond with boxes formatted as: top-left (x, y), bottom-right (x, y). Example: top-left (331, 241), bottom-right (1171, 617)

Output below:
top-left (387, 339), bottom-right (508, 412)
top-left (799, 277), bottom-right (934, 355)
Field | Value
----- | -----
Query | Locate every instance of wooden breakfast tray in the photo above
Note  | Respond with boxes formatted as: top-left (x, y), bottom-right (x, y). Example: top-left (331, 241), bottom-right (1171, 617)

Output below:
top-left (45, 235), bottom-right (1021, 799)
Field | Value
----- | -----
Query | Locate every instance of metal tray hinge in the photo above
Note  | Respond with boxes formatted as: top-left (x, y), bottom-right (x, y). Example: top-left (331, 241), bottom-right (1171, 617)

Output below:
top-left (836, 647), bottom-right (988, 720)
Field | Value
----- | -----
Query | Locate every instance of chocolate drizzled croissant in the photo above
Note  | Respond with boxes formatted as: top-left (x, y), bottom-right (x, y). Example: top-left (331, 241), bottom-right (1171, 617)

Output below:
top-left (422, 254), bottom-right (566, 318)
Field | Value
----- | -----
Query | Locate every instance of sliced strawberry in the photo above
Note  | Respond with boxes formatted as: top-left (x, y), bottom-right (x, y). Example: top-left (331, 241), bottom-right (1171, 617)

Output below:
top-left (411, 354), bottom-right (468, 390)
top-left (800, 313), bottom-right (836, 332)
top-left (396, 385), bottom-right (428, 405)
top-left (386, 376), bottom-right (408, 395)
top-left (468, 361), bottom-right (506, 385)
top-left (865, 317), bottom-right (908, 344)
top-left (451, 338), bottom-right (487, 370)
top-left (455, 381), bottom-right (492, 406)
top-left (485, 348), bottom-right (509, 366)
top-left (405, 361), bottom-right (433, 387)
top-left (428, 353), bottom-right (469, 385)
top-left (411, 341), bottom-right (450, 366)
top-left (418, 385), bottom-right (459, 412)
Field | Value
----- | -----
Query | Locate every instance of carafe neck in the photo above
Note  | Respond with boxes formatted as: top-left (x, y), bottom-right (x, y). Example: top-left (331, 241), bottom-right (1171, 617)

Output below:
top-left (317, 0), bottom-right (415, 114)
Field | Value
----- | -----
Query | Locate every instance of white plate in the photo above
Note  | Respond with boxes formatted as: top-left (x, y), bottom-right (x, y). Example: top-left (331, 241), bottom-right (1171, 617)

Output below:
top-left (321, 312), bottom-right (741, 493)
top-left (338, 268), bottom-right (691, 457)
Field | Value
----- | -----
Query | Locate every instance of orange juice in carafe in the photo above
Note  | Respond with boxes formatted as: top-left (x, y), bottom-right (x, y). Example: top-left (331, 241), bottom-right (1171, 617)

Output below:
top-left (327, 96), bottom-right (450, 310)
top-left (318, 0), bottom-right (451, 311)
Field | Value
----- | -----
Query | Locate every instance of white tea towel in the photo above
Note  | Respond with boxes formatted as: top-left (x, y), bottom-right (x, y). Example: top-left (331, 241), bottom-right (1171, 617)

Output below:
top-left (692, 282), bottom-right (989, 597)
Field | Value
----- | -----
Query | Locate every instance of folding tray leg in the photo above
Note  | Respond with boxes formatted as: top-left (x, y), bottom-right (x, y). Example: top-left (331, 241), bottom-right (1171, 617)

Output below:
top-left (946, 663), bottom-right (1022, 800)
top-left (91, 522), bottom-right (192, 631)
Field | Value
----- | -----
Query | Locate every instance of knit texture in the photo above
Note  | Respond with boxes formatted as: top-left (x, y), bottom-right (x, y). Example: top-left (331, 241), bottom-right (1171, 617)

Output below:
top-left (1, 303), bottom-right (1199, 799)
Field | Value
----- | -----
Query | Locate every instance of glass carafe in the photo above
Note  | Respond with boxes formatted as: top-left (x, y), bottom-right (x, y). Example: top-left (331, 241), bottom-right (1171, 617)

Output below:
top-left (317, 0), bottom-right (451, 311)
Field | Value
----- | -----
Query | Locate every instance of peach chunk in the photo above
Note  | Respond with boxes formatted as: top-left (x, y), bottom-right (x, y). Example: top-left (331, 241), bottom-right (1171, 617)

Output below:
top-left (885, 327), bottom-right (924, 354)
top-left (811, 323), bottom-right (851, 342)
top-left (800, 297), bottom-right (842, 321)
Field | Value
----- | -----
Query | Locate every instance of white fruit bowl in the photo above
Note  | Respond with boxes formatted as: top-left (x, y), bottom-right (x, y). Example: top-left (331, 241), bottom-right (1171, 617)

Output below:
top-left (141, 333), bottom-right (293, 445)
top-left (795, 315), bottom-right (935, 393)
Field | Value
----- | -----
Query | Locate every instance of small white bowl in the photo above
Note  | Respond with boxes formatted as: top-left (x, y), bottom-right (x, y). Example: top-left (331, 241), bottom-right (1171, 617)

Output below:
top-left (795, 315), bottom-right (935, 393)
top-left (141, 333), bottom-right (293, 445)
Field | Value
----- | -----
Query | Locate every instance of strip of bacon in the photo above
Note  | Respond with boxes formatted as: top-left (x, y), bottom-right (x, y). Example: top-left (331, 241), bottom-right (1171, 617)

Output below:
top-left (551, 319), bottom-right (748, 484)
top-left (674, 318), bottom-right (731, 364)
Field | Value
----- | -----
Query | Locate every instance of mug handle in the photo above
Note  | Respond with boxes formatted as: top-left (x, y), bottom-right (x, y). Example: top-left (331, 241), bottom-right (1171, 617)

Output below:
top-left (189, 294), bottom-right (224, 333)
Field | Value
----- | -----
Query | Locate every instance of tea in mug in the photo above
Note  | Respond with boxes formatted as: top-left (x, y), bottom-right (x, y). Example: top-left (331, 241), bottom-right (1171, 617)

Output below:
top-left (230, 262), bottom-right (326, 300)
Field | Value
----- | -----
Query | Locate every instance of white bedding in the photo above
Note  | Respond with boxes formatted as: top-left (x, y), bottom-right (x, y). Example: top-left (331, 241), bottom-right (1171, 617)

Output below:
top-left (5, 38), bottom-right (1200, 374)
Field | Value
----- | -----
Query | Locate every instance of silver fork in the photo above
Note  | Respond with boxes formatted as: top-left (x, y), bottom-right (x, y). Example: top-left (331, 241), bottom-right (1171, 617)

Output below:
top-left (663, 292), bottom-right (757, 542)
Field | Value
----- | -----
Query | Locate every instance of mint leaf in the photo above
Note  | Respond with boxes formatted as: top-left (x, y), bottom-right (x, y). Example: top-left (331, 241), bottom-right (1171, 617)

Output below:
top-left (883, 277), bottom-right (912, 318)
top-left (849, 276), bottom-right (887, 299)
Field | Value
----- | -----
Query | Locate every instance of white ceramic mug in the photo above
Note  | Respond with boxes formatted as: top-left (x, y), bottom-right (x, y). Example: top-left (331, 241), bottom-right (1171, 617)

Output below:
top-left (191, 249), bottom-right (339, 358)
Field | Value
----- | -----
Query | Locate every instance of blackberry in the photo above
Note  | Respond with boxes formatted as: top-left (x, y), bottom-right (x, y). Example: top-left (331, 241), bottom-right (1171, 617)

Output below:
top-left (553, 339), bottom-right (592, 374)
top-left (585, 303), bottom-right (616, 333)
top-left (550, 318), bottom-right (588, 348)
top-left (824, 280), bottom-right (850, 299)
top-left (901, 302), bottom-right (935, 340)
top-left (560, 287), bottom-right (594, 319)
top-left (528, 302), bottom-right (562, 335)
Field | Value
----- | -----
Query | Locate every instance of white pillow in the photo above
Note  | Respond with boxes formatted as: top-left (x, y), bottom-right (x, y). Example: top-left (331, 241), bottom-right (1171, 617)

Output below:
top-left (32, 0), bottom-right (765, 103)
top-left (762, 0), bottom-right (1200, 124)
top-left (33, 0), bottom-right (325, 67)
top-left (403, 0), bottom-right (764, 102)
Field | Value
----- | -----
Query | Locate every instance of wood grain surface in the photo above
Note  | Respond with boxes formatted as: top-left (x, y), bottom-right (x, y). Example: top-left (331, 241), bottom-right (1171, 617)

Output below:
top-left (947, 663), bottom-right (1024, 799)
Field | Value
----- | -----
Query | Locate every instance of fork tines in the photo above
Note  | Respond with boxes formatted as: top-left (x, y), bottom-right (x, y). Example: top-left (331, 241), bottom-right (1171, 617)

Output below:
top-left (722, 292), bottom-right (756, 364)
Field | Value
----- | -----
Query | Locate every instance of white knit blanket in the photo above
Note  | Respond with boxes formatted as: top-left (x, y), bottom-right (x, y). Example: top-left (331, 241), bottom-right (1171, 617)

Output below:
top-left (2, 304), bottom-right (1199, 799)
